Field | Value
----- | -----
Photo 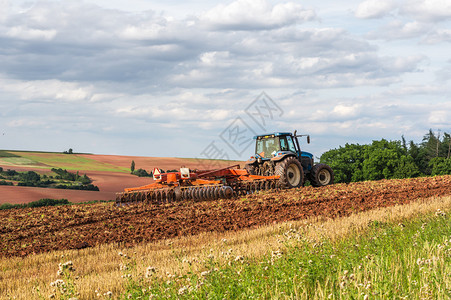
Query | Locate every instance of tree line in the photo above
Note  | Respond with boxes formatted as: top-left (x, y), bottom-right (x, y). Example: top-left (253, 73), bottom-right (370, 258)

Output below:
top-left (320, 129), bottom-right (451, 183)
top-left (0, 167), bottom-right (99, 191)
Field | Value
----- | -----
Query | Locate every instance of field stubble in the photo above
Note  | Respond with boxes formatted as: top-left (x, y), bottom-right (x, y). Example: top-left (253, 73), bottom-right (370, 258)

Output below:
top-left (0, 176), bottom-right (451, 299)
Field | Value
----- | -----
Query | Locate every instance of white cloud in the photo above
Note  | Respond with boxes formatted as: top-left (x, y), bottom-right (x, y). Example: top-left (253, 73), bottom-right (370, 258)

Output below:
top-left (0, 76), bottom-right (93, 102)
top-left (6, 26), bottom-right (57, 40)
top-left (367, 20), bottom-right (432, 40)
top-left (402, 0), bottom-right (451, 22)
top-left (428, 110), bottom-right (451, 125)
top-left (422, 29), bottom-right (451, 44)
top-left (201, 0), bottom-right (316, 30)
top-left (331, 104), bottom-right (361, 119)
top-left (0, 0), bottom-right (449, 158)
top-left (355, 0), bottom-right (395, 19)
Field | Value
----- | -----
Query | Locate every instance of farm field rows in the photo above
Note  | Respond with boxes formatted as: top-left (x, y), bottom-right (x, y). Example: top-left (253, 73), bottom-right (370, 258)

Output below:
top-left (1, 175), bottom-right (450, 258)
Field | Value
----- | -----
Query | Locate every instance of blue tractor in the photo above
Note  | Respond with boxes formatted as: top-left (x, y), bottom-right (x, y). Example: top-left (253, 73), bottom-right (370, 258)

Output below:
top-left (244, 131), bottom-right (334, 189)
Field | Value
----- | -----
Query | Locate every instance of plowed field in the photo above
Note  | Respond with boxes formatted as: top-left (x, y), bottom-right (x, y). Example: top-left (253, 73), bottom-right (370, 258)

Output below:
top-left (1, 175), bottom-right (450, 257)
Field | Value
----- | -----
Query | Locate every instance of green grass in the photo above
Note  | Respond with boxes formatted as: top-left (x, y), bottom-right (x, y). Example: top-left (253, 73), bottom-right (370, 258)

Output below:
top-left (0, 199), bottom-right (113, 210)
top-left (0, 157), bottom-right (40, 166)
top-left (121, 209), bottom-right (451, 299)
top-left (0, 150), bottom-right (20, 158)
top-left (0, 199), bottom-right (71, 210)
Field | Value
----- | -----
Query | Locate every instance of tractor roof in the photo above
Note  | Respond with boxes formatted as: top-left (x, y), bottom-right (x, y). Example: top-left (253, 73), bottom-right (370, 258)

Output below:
top-left (253, 132), bottom-right (292, 139)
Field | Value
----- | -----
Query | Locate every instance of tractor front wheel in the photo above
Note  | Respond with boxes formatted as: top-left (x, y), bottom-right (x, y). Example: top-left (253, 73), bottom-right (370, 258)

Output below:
top-left (275, 157), bottom-right (304, 189)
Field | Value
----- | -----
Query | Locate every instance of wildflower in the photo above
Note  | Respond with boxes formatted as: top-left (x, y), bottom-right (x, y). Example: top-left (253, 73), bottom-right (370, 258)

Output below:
top-left (145, 266), bottom-right (157, 278)
top-left (119, 263), bottom-right (128, 271)
top-left (201, 270), bottom-right (210, 277)
top-left (234, 255), bottom-right (244, 263)
top-left (435, 209), bottom-right (447, 217)
top-left (57, 261), bottom-right (75, 276)
top-left (178, 285), bottom-right (190, 295)
top-left (104, 291), bottom-right (113, 298)
top-left (272, 250), bottom-right (283, 259)
top-left (50, 279), bottom-right (65, 287)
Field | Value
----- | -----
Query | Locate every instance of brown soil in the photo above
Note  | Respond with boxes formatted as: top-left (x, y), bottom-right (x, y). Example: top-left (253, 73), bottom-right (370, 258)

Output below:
top-left (1, 175), bottom-right (450, 258)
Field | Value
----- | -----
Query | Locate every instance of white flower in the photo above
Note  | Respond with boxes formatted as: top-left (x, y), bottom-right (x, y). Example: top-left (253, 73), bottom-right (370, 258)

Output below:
top-left (104, 291), bottom-right (113, 298)
top-left (145, 266), bottom-right (157, 278)
top-left (178, 286), bottom-right (189, 295)
top-left (234, 255), bottom-right (244, 262)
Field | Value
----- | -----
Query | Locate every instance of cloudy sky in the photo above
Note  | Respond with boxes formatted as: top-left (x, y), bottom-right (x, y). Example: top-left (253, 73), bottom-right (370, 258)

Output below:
top-left (0, 0), bottom-right (450, 160)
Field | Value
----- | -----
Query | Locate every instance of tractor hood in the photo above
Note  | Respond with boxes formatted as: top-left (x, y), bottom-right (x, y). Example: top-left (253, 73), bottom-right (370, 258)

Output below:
top-left (301, 151), bottom-right (313, 159)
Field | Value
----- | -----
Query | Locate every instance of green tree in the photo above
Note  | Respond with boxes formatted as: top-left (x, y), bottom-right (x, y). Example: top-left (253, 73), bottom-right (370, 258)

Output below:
top-left (361, 140), bottom-right (399, 180)
top-left (429, 157), bottom-right (451, 175)
top-left (132, 168), bottom-right (150, 177)
top-left (320, 143), bottom-right (366, 183)
top-left (22, 171), bottom-right (41, 183)
top-left (393, 155), bottom-right (421, 179)
top-left (131, 160), bottom-right (135, 173)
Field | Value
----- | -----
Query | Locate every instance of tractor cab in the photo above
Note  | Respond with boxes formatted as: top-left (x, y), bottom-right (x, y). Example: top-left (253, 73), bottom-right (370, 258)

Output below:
top-left (251, 132), bottom-right (313, 171)
top-left (245, 131), bottom-right (333, 188)
top-left (255, 132), bottom-right (300, 159)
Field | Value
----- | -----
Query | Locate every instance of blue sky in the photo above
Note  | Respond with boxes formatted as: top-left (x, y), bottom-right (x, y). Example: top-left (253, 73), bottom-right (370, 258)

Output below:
top-left (0, 0), bottom-right (450, 160)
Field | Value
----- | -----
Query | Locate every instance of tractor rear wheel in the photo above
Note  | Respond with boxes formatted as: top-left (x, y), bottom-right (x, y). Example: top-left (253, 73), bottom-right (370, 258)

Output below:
top-left (309, 163), bottom-right (334, 187)
top-left (275, 156), bottom-right (304, 189)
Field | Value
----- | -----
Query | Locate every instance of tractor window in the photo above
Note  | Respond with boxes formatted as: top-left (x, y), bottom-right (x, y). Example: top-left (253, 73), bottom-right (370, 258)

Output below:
top-left (280, 138), bottom-right (288, 151)
top-left (256, 137), bottom-right (280, 158)
top-left (279, 136), bottom-right (296, 153)
top-left (287, 137), bottom-right (296, 152)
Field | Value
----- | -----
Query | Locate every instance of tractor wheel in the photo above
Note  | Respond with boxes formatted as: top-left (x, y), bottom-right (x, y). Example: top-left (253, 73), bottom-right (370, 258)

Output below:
top-left (275, 156), bottom-right (304, 189)
top-left (309, 163), bottom-right (334, 187)
top-left (244, 163), bottom-right (256, 175)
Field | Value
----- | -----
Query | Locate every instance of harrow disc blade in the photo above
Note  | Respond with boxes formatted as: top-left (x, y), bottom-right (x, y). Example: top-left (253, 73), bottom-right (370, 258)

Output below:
top-left (222, 186), bottom-right (233, 199)
top-left (214, 187), bottom-right (221, 199)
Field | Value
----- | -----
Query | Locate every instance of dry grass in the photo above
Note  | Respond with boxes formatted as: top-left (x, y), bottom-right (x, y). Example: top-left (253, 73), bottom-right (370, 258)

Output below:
top-left (2, 195), bottom-right (451, 299)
